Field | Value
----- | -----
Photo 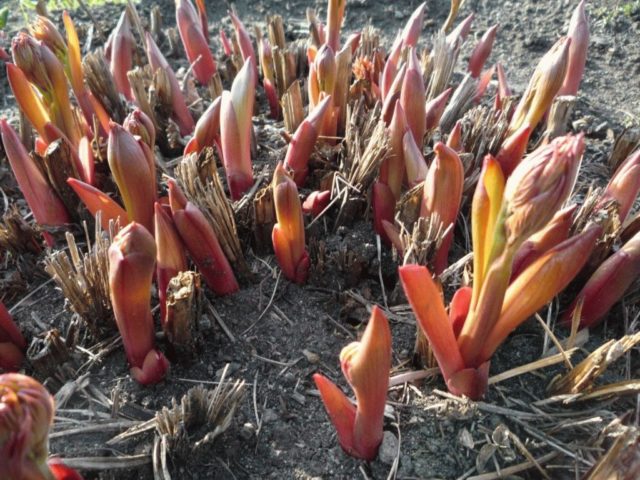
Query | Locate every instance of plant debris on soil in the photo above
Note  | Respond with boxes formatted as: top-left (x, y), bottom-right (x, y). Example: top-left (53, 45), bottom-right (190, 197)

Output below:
top-left (1, 1), bottom-right (640, 479)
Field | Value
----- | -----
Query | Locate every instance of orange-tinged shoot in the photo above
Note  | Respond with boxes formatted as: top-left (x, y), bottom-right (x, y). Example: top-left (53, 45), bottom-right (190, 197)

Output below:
top-left (145, 32), bottom-right (195, 135)
top-left (502, 133), bottom-right (583, 246)
top-left (29, 16), bottom-right (66, 60)
top-left (6, 63), bottom-right (51, 143)
top-left (601, 149), bottom-right (640, 223)
top-left (272, 163), bottom-right (309, 284)
top-left (0, 373), bottom-right (55, 480)
top-left (315, 44), bottom-right (337, 98)
top-left (380, 101), bottom-right (407, 199)
top-left (109, 223), bottom-right (169, 384)
top-left (12, 33), bottom-right (79, 147)
top-left (403, 129), bottom-right (428, 187)
top-left (124, 109), bottom-right (157, 151)
top-left (495, 124), bottom-right (532, 177)
top-left (110, 11), bottom-right (134, 101)
top-left (176, 0), bottom-right (216, 84)
top-left (380, 33), bottom-right (402, 102)
top-left (302, 190), bottom-right (331, 218)
top-left (220, 58), bottom-right (256, 200)
top-left (108, 123), bottom-right (157, 233)
top-left (425, 87), bottom-right (452, 132)
top-left (481, 225), bottom-right (601, 362)
top-left (494, 63), bottom-right (511, 111)
top-left (283, 95), bottom-right (332, 187)
top-left (78, 136), bottom-right (95, 186)
top-left (511, 204), bottom-right (576, 280)
top-left (67, 178), bottom-right (129, 231)
top-left (168, 179), bottom-right (239, 295)
top-left (315, 306), bottom-right (391, 460)
top-left (400, 48), bottom-right (426, 150)
top-left (326, 0), bottom-right (347, 52)
top-left (185, 96), bottom-right (221, 156)
top-left (0, 302), bottom-right (26, 372)
top-left (564, 230), bottom-right (640, 330)
top-left (447, 120), bottom-right (463, 151)
top-left (399, 265), bottom-right (465, 382)
top-left (229, 10), bottom-right (256, 72)
top-left (155, 202), bottom-right (188, 329)
top-left (468, 25), bottom-right (498, 78)
top-left (48, 459), bottom-right (84, 480)
top-left (0, 119), bottom-right (70, 245)
top-left (401, 2), bottom-right (426, 47)
top-left (421, 142), bottom-right (464, 274)
top-left (259, 38), bottom-right (279, 119)
top-left (372, 182), bottom-right (397, 243)
top-left (449, 286), bottom-right (472, 338)
top-left (559, 0), bottom-right (589, 96)
top-left (509, 36), bottom-right (571, 134)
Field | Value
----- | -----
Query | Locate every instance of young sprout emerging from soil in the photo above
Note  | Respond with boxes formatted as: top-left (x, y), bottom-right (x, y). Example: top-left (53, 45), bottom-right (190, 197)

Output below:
top-left (183, 96), bottom-right (221, 156)
top-left (0, 119), bottom-right (70, 246)
top-left (468, 24), bottom-right (498, 79)
top-left (559, 0), bottom-right (589, 96)
top-left (67, 178), bottom-right (130, 231)
top-left (107, 123), bottom-right (157, 233)
top-left (0, 302), bottom-right (26, 372)
top-left (272, 162), bottom-right (310, 284)
top-left (0, 372), bottom-right (83, 479)
top-left (420, 142), bottom-right (464, 274)
top-left (109, 223), bottom-right (169, 385)
top-left (283, 95), bottom-right (332, 187)
top-left (145, 31), bottom-right (195, 136)
top-left (176, 0), bottom-right (216, 84)
top-left (110, 11), bottom-right (134, 101)
top-left (564, 230), bottom-right (640, 330)
top-left (600, 149), bottom-right (640, 223)
top-left (313, 306), bottom-right (391, 460)
top-left (220, 58), bottom-right (257, 200)
top-left (154, 202), bottom-right (188, 329)
top-left (400, 134), bottom-right (601, 399)
top-left (168, 179), bottom-right (239, 295)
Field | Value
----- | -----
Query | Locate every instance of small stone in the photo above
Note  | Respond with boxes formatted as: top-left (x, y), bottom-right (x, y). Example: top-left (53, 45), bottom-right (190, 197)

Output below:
top-left (291, 391), bottom-right (306, 405)
top-left (302, 349), bottom-right (320, 364)
top-left (378, 431), bottom-right (398, 465)
top-left (262, 408), bottom-right (279, 423)
top-left (240, 422), bottom-right (255, 440)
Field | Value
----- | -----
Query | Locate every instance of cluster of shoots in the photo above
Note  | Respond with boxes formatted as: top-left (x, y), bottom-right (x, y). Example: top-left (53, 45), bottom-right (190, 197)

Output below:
top-left (0, 0), bottom-right (639, 466)
top-left (0, 373), bottom-right (82, 479)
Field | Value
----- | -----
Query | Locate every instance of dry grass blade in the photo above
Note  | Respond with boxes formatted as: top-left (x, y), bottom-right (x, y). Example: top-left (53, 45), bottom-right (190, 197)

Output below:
top-left (440, 74), bottom-right (480, 134)
top-left (584, 418), bottom-right (640, 479)
top-left (395, 215), bottom-right (447, 269)
top-left (488, 348), bottom-right (578, 385)
top-left (155, 364), bottom-right (246, 455)
top-left (426, 32), bottom-right (459, 102)
top-left (548, 332), bottom-right (640, 395)
top-left (342, 100), bottom-right (388, 190)
top-left (61, 455), bottom-right (151, 470)
top-left (44, 220), bottom-right (114, 338)
top-left (174, 149), bottom-right (246, 274)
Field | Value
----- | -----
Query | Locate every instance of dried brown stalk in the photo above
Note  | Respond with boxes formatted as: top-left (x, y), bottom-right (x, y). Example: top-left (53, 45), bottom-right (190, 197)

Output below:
top-left (27, 329), bottom-right (75, 385)
top-left (83, 50), bottom-right (126, 122)
top-left (165, 271), bottom-right (202, 359)
top-left (267, 15), bottom-right (286, 49)
top-left (252, 185), bottom-right (276, 254)
top-left (544, 95), bottom-right (576, 141)
top-left (0, 205), bottom-right (42, 256)
top-left (608, 127), bottom-right (640, 173)
top-left (282, 81), bottom-right (304, 133)
top-left (394, 215), bottom-right (446, 268)
top-left (440, 74), bottom-right (479, 133)
top-left (174, 149), bottom-right (247, 274)
top-left (426, 32), bottom-right (460, 102)
top-left (39, 139), bottom-right (82, 221)
top-left (44, 221), bottom-right (114, 338)
top-left (548, 332), bottom-right (640, 395)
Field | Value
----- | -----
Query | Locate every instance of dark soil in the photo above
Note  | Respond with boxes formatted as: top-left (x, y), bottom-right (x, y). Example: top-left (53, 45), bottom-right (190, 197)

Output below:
top-left (1, 1), bottom-right (639, 479)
